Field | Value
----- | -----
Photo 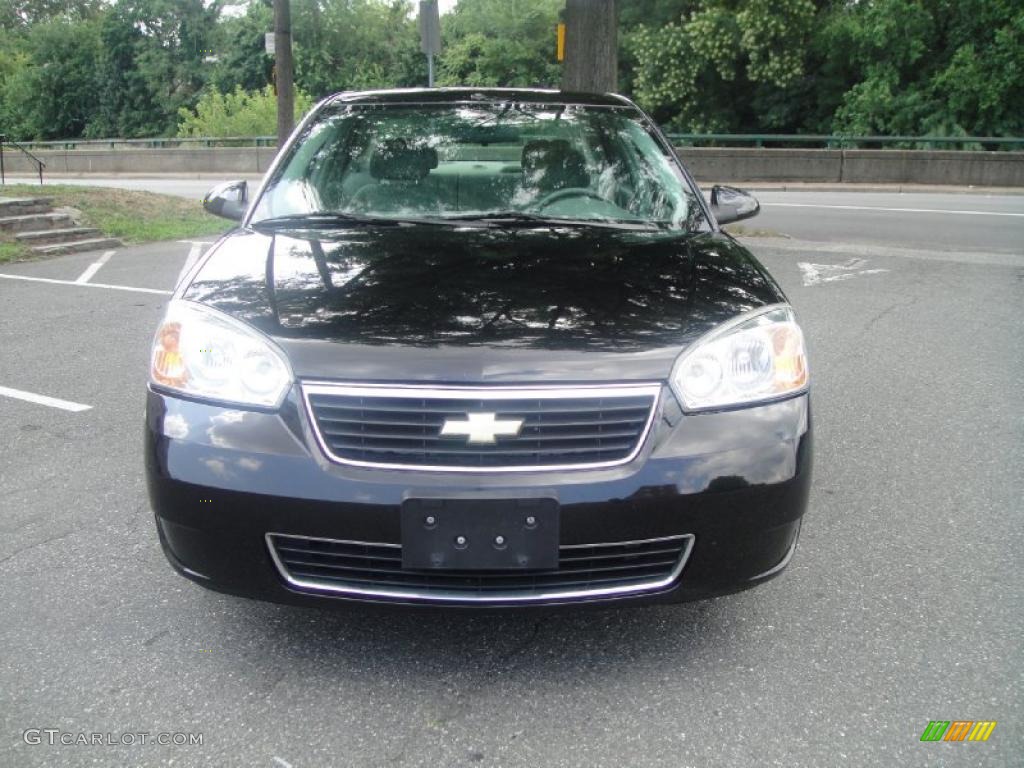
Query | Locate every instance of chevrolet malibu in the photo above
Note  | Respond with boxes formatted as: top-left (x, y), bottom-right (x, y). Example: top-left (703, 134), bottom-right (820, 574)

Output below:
top-left (145, 88), bottom-right (811, 607)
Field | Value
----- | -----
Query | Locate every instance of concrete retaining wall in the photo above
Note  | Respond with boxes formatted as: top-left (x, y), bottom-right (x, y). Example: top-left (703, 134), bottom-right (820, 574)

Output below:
top-left (2, 146), bottom-right (279, 176)
top-left (3, 145), bottom-right (1023, 186)
top-left (676, 147), bottom-right (1024, 186)
top-left (677, 148), bottom-right (843, 183)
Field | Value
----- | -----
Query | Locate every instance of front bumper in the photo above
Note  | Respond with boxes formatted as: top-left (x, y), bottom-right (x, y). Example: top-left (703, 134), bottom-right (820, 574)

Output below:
top-left (145, 385), bottom-right (812, 608)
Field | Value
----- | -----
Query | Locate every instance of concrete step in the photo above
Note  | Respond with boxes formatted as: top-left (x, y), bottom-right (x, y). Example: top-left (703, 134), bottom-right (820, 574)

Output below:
top-left (31, 237), bottom-right (122, 256)
top-left (16, 227), bottom-right (102, 245)
top-left (0, 212), bottom-right (76, 233)
top-left (0, 197), bottom-right (54, 216)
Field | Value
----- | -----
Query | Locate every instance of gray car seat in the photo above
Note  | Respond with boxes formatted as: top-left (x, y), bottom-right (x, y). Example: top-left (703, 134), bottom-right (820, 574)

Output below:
top-left (348, 139), bottom-right (440, 213)
top-left (521, 139), bottom-right (590, 195)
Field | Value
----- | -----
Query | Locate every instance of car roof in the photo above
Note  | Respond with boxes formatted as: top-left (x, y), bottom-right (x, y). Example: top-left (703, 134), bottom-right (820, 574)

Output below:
top-left (325, 87), bottom-right (637, 109)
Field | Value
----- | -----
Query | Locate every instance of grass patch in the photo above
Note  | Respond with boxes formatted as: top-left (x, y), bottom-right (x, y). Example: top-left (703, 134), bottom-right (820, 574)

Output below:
top-left (0, 241), bottom-right (24, 262)
top-left (1, 184), bottom-right (229, 262)
top-left (723, 224), bottom-right (788, 238)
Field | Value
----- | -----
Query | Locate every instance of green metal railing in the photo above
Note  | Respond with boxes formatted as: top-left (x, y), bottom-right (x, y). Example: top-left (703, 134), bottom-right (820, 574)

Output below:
top-left (6, 133), bottom-right (1024, 152)
top-left (665, 133), bottom-right (1024, 150)
top-left (13, 136), bottom-right (279, 151)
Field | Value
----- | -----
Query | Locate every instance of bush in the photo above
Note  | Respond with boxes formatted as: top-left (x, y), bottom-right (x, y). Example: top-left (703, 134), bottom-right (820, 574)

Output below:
top-left (176, 85), bottom-right (314, 138)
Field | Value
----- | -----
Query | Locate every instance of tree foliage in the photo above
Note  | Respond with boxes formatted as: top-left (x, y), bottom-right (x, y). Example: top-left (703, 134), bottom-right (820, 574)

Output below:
top-left (436, 0), bottom-right (561, 87)
top-left (0, 19), bottom-right (103, 139)
top-left (0, 0), bottom-right (1021, 141)
top-left (626, 0), bottom-right (1024, 135)
top-left (291, 0), bottom-right (421, 94)
top-left (177, 85), bottom-right (314, 137)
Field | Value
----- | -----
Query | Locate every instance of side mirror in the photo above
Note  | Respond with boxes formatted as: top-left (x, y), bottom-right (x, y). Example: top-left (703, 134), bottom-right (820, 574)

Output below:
top-left (709, 185), bottom-right (760, 226)
top-left (203, 180), bottom-right (248, 221)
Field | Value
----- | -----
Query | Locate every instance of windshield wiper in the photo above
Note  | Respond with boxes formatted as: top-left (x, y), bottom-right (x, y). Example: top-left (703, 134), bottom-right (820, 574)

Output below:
top-left (250, 212), bottom-right (467, 230)
top-left (442, 212), bottom-right (667, 230)
top-left (251, 211), bottom-right (673, 232)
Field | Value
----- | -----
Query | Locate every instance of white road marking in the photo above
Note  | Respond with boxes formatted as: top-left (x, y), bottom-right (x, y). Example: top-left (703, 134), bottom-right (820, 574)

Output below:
top-left (184, 242), bottom-right (203, 271)
top-left (0, 385), bottom-right (92, 412)
top-left (272, 758), bottom-right (293, 768)
top-left (764, 203), bottom-right (1024, 217)
top-left (797, 258), bottom-right (889, 287)
top-left (0, 273), bottom-right (171, 295)
top-left (174, 241), bottom-right (208, 287)
top-left (74, 249), bottom-right (115, 284)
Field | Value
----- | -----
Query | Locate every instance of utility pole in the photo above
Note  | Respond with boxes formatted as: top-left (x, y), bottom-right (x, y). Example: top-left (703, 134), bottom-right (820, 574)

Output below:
top-left (419, 0), bottom-right (441, 87)
top-left (274, 0), bottom-right (295, 147)
top-left (561, 0), bottom-right (617, 94)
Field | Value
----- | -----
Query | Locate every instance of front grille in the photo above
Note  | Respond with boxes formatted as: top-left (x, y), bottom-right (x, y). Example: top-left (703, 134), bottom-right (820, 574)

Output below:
top-left (302, 383), bottom-right (661, 471)
top-left (267, 533), bottom-right (694, 603)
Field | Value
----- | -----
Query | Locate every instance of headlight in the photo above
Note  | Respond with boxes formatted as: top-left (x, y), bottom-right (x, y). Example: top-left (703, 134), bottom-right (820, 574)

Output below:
top-left (671, 305), bottom-right (808, 411)
top-left (150, 300), bottom-right (292, 408)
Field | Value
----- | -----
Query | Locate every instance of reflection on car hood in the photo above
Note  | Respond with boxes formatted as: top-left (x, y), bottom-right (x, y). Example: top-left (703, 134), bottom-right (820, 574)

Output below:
top-left (182, 226), bottom-right (785, 383)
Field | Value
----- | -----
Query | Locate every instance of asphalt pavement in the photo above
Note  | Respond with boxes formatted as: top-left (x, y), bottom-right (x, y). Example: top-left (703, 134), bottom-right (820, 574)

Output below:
top-left (0, 196), bottom-right (1022, 767)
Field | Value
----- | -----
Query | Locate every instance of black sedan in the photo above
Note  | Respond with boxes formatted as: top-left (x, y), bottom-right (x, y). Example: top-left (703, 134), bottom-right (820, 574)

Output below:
top-left (145, 88), bottom-right (811, 607)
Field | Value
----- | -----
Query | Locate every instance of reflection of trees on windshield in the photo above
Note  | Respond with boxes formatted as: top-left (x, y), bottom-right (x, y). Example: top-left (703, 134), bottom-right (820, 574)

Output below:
top-left (251, 102), bottom-right (703, 228)
top-left (185, 229), bottom-right (778, 351)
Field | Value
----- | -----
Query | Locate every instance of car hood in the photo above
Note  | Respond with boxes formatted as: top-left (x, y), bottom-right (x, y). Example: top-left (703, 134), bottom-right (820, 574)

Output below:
top-left (182, 225), bottom-right (785, 383)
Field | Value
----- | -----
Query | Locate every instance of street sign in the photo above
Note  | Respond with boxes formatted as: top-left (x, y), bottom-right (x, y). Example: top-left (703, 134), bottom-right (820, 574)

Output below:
top-left (265, 32), bottom-right (275, 56)
top-left (419, 0), bottom-right (441, 55)
top-left (556, 23), bottom-right (565, 62)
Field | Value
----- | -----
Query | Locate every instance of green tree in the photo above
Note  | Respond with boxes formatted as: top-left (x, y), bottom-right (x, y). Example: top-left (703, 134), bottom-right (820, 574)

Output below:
top-left (823, 0), bottom-right (1024, 137)
top-left (0, 19), bottom-right (102, 139)
top-left (625, 0), bottom-right (818, 131)
top-left (290, 0), bottom-right (421, 97)
top-left (0, 0), bottom-right (104, 29)
top-left (436, 0), bottom-right (561, 87)
top-left (89, 0), bottom-right (220, 138)
top-left (177, 85), bottom-right (314, 137)
top-left (208, 0), bottom-right (275, 94)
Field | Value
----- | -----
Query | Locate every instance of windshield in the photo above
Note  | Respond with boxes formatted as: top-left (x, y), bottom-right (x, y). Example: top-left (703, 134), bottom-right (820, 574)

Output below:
top-left (250, 102), bottom-right (703, 230)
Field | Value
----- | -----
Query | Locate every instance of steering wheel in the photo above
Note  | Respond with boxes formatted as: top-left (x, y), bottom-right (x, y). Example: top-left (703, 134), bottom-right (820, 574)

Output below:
top-left (535, 187), bottom-right (610, 209)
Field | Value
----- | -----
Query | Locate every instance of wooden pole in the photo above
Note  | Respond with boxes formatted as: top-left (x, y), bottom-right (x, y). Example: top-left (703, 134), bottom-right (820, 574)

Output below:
top-left (561, 0), bottom-right (617, 94)
top-left (274, 0), bottom-right (295, 147)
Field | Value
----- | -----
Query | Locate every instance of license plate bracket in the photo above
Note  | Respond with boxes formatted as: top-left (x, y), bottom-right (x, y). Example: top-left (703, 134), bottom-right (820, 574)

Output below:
top-left (401, 497), bottom-right (559, 570)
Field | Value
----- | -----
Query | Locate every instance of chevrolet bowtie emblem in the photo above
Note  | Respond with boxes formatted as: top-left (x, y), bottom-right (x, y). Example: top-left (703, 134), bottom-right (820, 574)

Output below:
top-left (441, 413), bottom-right (523, 444)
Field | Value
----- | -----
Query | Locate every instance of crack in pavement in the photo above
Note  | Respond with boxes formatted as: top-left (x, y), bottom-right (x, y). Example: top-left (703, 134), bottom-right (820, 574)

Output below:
top-left (0, 528), bottom-right (79, 567)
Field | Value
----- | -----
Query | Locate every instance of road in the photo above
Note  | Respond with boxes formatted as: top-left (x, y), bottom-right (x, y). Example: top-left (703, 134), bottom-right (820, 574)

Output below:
top-left (0, 197), bottom-right (1022, 766)
top-left (27, 175), bottom-right (1024, 253)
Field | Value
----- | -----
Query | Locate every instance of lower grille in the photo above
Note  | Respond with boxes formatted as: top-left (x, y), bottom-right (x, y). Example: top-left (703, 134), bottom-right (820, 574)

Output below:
top-left (267, 532), bottom-right (694, 603)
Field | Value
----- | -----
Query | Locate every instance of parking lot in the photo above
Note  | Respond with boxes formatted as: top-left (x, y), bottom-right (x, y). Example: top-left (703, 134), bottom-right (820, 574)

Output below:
top-left (1, 193), bottom-right (1022, 767)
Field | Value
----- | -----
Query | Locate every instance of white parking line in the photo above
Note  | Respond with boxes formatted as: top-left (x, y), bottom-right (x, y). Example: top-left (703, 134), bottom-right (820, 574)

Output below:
top-left (0, 273), bottom-right (172, 295)
top-left (184, 242), bottom-right (203, 269)
top-left (0, 385), bottom-right (92, 412)
top-left (763, 203), bottom-right (1024, 217)
top-left (75, 250), bottom-right (115, 284)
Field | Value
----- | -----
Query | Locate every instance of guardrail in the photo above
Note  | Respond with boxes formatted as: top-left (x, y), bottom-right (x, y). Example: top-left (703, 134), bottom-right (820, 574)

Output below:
top-left (0, 138), bottom-right (1021, 186)
top-left (665, 133), bottom-right (1024, 150)
top-left (13, 136), bottom-right (279, 151)
top-left (0, 134), bottom-right (46, 184)
top-left (9, 133), bottom-right (1024, 152)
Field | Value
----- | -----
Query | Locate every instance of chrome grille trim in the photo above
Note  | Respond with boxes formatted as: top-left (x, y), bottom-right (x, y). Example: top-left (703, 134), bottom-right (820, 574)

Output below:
top-left (266, 532), bottom-right (695, 604)
top-left (300, 381), bottom-right (662, 473)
